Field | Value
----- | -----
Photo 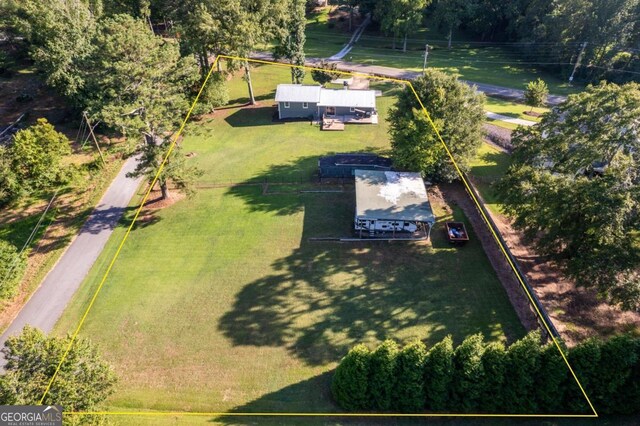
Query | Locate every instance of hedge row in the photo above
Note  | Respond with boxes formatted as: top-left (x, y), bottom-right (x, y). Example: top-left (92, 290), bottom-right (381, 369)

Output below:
top-left (331, 332), bottom-right (640, 414)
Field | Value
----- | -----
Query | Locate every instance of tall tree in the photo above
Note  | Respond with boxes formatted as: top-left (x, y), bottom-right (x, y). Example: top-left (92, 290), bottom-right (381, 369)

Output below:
top-left (392, 339), bottom-right (427, 412)
top-left (497, 82), bottom-right (640, 310)
top-left (10, 118), bottom-right (71, 192)
top-left (4, 0), bottom-right (100, 100)
top-left (431, 0), bottom-right (471, 49)
top-left (274, 0), bottom-right (307, 84)
top-left (0, 326), bottom-right (117, 411)
top-left (169, 0), bottom-right (288, 104)
top-left (331, 344), bottom-right (371, 410)
top-left (479, 341), bottom-right (507, 412)
top-left (376, 0), bottom-right (430, 52)
top-left (368, 339), bottom-right (398, 410)
top-left (503, 331), bottom-right (542, 413)
top-left (423, 335), bottom-right (454, 410)
top-left (83, 14), bottom-right (198, 146)
top-left (389, 69), bottom-right (485, 182)
top-left (127, 141), bottom-right (202, 200)
top-left (450, 334), bottom-right (485, 412)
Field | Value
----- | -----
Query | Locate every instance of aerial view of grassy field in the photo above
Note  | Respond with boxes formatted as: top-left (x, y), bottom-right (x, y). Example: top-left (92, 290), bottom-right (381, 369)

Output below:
top-left (54, 64), bottom-right (524, 415)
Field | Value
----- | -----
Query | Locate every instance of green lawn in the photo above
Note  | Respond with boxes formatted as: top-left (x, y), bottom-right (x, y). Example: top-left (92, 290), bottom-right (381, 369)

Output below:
top-left (468, 142), bottom-right (512, 215)
top-left (485, 97), bottom-right (549, 122)
top-left (55, 65), bottom-right (524, 416)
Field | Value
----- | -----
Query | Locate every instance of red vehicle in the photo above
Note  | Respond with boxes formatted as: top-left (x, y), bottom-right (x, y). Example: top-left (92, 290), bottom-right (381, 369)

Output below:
top-left (445, 222), bottom-right (469, 245)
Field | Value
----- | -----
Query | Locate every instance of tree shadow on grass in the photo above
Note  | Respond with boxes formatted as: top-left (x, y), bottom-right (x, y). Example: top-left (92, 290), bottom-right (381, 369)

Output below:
top-left (224, 106), bottom-right (282, 127)
top-left (219, 156), bottom-right (520, 367)
top-left (226, 89), bottom-right (277, 108)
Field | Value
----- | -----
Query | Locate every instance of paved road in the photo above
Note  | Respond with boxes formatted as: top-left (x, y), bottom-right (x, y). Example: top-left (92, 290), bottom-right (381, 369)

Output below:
top-left (0, 156), bottom-right (142, 365)
top-left (251, 52), bottom-right (568, 105)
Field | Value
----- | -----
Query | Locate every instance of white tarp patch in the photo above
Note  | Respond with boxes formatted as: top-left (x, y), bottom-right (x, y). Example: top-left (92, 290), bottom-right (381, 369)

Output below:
top-left (378, 172), bottom-right (428, 204)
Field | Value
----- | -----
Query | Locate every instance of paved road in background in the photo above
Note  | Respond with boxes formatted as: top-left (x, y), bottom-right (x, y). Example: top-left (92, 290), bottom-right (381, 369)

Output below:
top-left (0, 157), bottom-right (142, 367)
top-left (251, 52), bottom-right (568, 106)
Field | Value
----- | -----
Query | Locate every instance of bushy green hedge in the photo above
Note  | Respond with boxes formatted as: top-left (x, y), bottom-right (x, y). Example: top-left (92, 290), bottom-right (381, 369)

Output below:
top-left (332, 332), bottom-right (640, 414)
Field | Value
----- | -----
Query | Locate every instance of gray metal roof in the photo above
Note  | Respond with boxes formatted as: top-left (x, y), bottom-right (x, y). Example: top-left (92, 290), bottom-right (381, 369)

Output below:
top-left (319, 88), bottom-right (376, 108)
top-left (275, 84), bottom-right (376, 108)
top-left (355, 170), bottom-right (435, 223)
top-left (275, 84), bottom-right (322, 103)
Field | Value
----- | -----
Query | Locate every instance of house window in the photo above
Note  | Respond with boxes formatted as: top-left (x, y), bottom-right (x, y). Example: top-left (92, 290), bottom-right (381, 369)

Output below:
top-left (350, 107), bottom-right (356, 113)
top-left (302, 102), bottom-right (308, 109)
top-left (284, 102), bottom-right (290, 108)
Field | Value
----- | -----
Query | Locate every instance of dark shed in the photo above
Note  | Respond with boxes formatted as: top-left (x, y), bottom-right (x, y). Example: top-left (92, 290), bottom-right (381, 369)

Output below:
top-left (318, 153), bottom-right (393, 178)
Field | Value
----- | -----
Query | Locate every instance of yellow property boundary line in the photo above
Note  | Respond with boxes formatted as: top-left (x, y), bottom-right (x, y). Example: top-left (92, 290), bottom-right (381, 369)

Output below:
top-left (38, 55), bottom-right (598, 419)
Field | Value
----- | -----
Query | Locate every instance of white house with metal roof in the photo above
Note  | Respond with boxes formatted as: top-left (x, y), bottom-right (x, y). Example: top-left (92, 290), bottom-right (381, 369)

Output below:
top-left (275, 84), bottom-right (377, 123)
top-left (354, 170), bottom-right (435, 238)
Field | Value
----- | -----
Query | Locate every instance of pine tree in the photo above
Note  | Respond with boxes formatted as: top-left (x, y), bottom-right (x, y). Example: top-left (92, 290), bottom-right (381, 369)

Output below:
top-left (368, 339), bottom-right (398, 410)
top-left (503, 332), bottom-right (542, 413)
top-left (535, 342), bottom-right (568, 413)
top-left (423, 335), bottom-right (454, 411)
top-left (450, 333), bottom-right (485, 412)
top-left (392, 339), bottom-right (427, 412)
top-left (479, 341), bottom-right (506, 412)
top-left (524, 78), bottom-right (548, 111)
top-left (332, 344), bottom-right (371, 410)
top-left (564, 338), bottom-right (601, 413)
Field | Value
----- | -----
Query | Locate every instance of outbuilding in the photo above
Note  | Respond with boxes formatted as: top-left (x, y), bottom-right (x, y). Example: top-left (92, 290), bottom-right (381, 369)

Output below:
top-left (319, 153), bottom-right (392, 179)
top-left (354, 170), bottom-right (435, 238)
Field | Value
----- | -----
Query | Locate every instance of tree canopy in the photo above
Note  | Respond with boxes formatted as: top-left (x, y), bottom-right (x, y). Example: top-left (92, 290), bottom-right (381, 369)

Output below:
top-left (83, 14), bottom-right (198, 145)
top-left (310, 60), bottom-right (341, 85)
top-left (497, 81), bottom-right (640, 310)
top-left (388, 69), bottom-right (485, 181)
top-left (375, 0), bottom-right (430, 52)
top-left (524, 78), bottom-right (549, 111)
top-left (0, 240), bottom-right (26, 300)
top-left (9, 118), bottom-right (71, 192)
top-left (0, 326), bottom-right (117, 411)
top-left (273, 0), bottom-right (307, 84)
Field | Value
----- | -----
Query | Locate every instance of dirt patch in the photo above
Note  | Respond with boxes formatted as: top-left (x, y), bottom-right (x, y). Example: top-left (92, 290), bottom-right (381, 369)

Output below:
top-left (463, 179), bottom-right (640, 346)
top-left (433, 184), bottom-right (540, 334)
top-left (143, 188), bottom-right (186, 210)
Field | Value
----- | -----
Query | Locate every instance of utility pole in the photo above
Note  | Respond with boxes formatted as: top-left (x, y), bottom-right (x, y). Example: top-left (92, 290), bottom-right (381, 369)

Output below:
top-left (422, 44), bottom-right (429, 75)
top-left (83, 112), bottom-right (107, 167)
top-left (569, 42), bottom-right (587, 83)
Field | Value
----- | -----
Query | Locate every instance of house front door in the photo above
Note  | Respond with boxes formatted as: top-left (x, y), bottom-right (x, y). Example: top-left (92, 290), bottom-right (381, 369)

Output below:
top-left (325, 106), bottom-right (336, 116)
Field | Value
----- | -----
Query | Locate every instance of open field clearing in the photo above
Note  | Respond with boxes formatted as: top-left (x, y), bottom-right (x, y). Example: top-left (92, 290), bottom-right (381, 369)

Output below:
top-left (55, 65), bottom-right (524, 414)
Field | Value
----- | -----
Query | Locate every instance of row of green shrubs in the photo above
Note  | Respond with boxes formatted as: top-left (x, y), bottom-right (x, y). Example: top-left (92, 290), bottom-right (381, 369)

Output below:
top-left (332, 332), bottom-right (640, 414)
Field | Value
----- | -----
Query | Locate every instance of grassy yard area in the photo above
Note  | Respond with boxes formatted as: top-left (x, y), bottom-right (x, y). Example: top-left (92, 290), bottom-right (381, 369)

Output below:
top-left (55, 64), bottom-right (524, 416)
top-left (484, 97), bottom-right (549, 122)
top-left (468, 142), bottom-right (512, 216)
